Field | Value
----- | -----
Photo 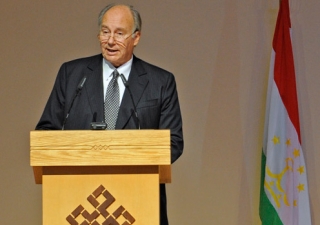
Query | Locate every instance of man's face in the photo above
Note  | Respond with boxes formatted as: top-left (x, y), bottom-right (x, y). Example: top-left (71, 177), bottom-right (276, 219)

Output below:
top-left (98, 5), bottom-right (140, 67)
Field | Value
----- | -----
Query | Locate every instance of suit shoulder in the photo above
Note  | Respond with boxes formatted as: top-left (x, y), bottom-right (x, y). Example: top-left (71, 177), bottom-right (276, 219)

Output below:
top-left (134, 57), bottom-right (173, 76)
top-left (61, 54), bottom-right (102, 68)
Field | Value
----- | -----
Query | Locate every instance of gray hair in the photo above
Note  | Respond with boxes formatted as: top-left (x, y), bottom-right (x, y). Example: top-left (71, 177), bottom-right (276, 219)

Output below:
top-left (98, 4), bottom-right (142, 33)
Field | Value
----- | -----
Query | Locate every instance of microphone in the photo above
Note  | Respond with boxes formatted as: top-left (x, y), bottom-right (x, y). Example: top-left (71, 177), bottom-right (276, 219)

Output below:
top-left (62, 76), bottom-right (87, 130)
top-left (119, 74), bottom-right (140, 129)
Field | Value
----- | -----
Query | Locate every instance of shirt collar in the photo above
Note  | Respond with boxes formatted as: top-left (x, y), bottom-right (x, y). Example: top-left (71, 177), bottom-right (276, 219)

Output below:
top-left (103, 57), bottom-right (133, 80)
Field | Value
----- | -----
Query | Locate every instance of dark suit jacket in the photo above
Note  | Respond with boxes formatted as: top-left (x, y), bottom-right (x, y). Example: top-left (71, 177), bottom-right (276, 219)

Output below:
top-left (36, 54), bottom-right (183, 224)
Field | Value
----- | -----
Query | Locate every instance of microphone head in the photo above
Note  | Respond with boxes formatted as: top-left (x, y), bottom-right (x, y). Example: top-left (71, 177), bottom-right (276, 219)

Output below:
top-left (77, 76), bottom-right (87, 90)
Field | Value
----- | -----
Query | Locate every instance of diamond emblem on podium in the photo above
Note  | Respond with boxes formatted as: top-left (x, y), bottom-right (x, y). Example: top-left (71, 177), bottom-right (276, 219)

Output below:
top-left (66, 185), bottom-right (135, 225)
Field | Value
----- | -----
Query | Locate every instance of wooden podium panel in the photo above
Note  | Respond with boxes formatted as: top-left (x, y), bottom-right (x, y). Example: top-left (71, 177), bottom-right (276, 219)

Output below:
top-left (30, 130), bottom-right (170, 166)
top-left (43, 170), bottom-right (159, 224)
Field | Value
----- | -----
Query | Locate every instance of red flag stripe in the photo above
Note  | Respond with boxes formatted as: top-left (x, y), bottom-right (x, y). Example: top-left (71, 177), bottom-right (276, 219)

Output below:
top-left (273, 0), bottom-right (301, 142)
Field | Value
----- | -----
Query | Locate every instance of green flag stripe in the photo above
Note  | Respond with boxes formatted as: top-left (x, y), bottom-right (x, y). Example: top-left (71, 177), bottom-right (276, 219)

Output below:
top-left (259, 150), bottom-right (283, 225)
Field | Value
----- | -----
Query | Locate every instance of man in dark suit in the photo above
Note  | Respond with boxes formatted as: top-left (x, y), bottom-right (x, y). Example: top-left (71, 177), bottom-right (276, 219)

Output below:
top-left (36, 3), bottom-right (183, 225)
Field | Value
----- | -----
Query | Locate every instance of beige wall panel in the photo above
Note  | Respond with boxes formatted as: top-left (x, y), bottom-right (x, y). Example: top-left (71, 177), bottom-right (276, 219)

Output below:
top-left (1, 0), bottom-right (320, 224)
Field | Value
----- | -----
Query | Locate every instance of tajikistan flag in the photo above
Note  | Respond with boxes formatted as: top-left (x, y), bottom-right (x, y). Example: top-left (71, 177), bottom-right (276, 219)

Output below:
top-left (259, 0), bottom-right (312, 224)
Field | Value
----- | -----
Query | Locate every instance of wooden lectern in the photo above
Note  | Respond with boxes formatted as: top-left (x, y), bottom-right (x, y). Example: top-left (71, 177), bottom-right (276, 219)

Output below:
top-left (30, 130), bottom-right (171, 225)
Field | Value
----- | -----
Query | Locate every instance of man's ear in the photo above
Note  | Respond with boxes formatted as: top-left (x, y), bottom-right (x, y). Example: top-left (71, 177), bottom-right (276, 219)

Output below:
top-left (133, 31), bottom-right (141, 47)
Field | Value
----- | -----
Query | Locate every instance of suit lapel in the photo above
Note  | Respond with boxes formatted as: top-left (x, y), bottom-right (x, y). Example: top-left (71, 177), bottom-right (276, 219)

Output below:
top-left (83, 55), bottom-right (105, 123)
top-left (116, 56), bottom-right (149, 129)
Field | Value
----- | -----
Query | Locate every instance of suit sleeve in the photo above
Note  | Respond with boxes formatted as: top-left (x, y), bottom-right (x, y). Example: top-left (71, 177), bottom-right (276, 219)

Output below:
top-left (159, 73), bottom-right (183, 163)
top-left (35, 64), bottom-right (67, 130)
